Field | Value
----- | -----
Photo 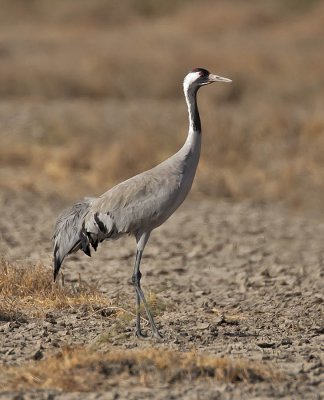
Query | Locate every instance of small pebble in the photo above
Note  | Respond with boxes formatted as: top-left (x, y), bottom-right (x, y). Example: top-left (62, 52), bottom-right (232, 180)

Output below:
top-left (197, 323), bottom-right (210, 330)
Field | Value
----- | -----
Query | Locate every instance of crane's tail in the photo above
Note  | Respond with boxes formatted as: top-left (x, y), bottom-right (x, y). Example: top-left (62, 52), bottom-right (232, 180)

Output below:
top-left (53, 198), bottom-right (94, 281)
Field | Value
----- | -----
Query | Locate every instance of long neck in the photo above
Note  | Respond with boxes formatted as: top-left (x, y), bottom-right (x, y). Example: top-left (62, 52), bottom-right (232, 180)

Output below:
top-left (183, 85), bottom-right (201, 152)
top-left (185, 86), bottom-right (201, 134)
top-left (170, 84), bottom-right (201, 201)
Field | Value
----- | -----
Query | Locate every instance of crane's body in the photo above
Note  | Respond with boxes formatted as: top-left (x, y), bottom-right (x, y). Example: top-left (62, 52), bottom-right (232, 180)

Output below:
top-left (53, 68), bottom-right (231, 339)
top-left (84, 130), bottom-right (200, 245)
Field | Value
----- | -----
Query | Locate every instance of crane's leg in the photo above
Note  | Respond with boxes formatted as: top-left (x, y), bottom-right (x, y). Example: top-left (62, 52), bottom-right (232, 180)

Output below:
top-left (132, 249), bottom-right (147, 339)
top-left (132, 232), bottom-right (163, 340)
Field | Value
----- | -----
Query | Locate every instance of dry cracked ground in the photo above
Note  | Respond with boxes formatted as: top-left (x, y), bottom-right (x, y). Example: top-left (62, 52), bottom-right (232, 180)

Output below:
top-left (0, 190), bottom-right (323, 399)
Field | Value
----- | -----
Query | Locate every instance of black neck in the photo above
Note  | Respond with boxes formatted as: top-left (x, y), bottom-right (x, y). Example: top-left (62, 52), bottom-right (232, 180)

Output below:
top-left (186, 88), bottom-right (201, 133)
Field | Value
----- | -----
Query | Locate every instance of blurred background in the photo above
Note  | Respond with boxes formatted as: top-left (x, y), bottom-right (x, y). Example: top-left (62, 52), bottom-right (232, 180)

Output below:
top-left (0, 0), bottom-right (324, 214)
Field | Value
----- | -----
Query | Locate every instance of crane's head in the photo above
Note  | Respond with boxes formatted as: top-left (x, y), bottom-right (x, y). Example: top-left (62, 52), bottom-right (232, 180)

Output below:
top-left (183, 68), bottom-right (232, 92)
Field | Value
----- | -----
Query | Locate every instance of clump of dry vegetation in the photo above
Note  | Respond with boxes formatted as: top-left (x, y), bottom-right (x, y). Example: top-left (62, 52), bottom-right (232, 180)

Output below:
top-left (0, 258), bottom-right (112, 319)
top-left (0, 346), bottom-right (280, 391)
top-left (0, 258), bottom-right (167, 327)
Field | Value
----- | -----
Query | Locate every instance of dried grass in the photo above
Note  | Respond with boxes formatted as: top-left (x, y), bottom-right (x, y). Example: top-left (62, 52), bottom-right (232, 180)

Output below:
top-left (0, 346), bottom-right (281, 391)
top-left (0, 258), bottom-right (112, 319)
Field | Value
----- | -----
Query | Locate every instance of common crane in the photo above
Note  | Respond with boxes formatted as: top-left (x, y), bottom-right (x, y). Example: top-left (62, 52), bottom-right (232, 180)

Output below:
top-left (53, 68), bottom-right (232, 339)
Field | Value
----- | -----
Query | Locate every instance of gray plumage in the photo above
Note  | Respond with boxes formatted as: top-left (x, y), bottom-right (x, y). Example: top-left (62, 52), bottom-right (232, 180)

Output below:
top-left (53, 68), bottom-right (231, 339)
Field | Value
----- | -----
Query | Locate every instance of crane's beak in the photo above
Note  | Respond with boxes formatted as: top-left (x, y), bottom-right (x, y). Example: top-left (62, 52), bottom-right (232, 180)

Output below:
top-left (208, 74), bottom-right (232, 83)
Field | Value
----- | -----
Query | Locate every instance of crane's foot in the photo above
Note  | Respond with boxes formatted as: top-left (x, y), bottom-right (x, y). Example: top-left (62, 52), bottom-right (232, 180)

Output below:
top-left (152, 329), bottom-right (163, 341)
top-left (135, 330), bottom-right (150, 340)
top-left (135, 329), bottom-right (163, 341)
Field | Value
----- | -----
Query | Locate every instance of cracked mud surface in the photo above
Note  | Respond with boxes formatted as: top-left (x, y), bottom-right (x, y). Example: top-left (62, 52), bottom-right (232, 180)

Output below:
top-left (0, 191), bottom-right (323, 399)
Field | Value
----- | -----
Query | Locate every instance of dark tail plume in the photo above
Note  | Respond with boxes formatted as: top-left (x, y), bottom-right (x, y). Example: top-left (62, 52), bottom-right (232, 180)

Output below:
top-left (53, 198), bottom-right (93, 281)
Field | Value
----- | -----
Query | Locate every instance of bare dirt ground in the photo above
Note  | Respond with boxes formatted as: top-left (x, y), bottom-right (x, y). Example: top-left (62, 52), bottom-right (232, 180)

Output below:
top-left (0, 190), bottom-right (323, 399)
